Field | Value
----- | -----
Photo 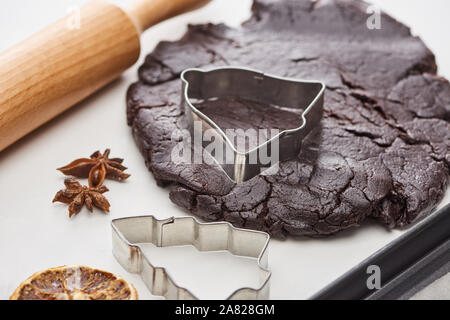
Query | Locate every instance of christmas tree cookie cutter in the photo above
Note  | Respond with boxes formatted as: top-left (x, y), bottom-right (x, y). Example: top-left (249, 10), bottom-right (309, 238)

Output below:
top-left (112, 215), bottom-right (271, 299)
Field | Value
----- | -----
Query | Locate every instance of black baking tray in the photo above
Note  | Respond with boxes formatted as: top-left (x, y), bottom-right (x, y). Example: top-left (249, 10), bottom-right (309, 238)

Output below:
top-left (310, 204), bottom-right (450, 300)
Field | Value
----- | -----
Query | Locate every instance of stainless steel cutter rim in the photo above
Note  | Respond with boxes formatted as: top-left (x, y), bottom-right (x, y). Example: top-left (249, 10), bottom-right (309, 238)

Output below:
top-left (111, 215), bottom-right (271, 300)
top-left (180, 66), bottom-right (326, 156)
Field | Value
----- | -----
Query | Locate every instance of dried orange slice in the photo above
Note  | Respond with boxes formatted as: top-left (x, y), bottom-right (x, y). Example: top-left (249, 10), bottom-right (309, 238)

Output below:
top-left (10, 265), bottom-right (138, 300)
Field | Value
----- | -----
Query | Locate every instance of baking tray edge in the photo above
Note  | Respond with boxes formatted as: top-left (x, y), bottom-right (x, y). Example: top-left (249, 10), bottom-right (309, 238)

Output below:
top-left (310, 204), bottom-right (450, 300)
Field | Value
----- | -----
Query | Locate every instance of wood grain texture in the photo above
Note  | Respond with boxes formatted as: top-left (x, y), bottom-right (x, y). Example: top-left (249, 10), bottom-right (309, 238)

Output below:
top-left (127, 0), bottom-right (211, 32)
top-left (0, 0), bottom-right (141, 151)
top-left (0, 0), bottom-right (211, 151)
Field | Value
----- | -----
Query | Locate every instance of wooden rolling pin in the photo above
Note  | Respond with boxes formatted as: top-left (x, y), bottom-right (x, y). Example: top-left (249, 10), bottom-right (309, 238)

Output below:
top-left (0, 0), bottom-right (211, 151)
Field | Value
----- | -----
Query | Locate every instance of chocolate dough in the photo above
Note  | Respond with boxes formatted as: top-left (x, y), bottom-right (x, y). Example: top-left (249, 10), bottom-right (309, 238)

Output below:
top-left (195, 96), bottom-right (305, 152)
top-left (127, 0), bottom-right (450, 238)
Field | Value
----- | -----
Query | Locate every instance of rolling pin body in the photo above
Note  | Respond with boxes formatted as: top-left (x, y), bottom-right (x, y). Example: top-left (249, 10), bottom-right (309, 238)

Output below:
top-left (0, 0), bottom-right (210, 151)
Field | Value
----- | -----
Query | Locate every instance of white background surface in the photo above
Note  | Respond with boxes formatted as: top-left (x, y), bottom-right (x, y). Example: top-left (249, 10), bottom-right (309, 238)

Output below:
top-left (0, 0), bottom-right (449, 300)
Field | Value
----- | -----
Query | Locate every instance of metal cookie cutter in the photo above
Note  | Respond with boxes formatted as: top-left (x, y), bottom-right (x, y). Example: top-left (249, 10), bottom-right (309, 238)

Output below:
top-left (181, 66), bottom-right (325, 183)
top-left (112, 215), bottom-right (271, 300)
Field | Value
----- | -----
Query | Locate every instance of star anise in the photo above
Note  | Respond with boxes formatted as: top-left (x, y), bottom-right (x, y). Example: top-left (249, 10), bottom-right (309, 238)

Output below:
top-left (53, 178), bottom-right (110, 217)
top-left (57, 149), bottom-right (130, 188)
